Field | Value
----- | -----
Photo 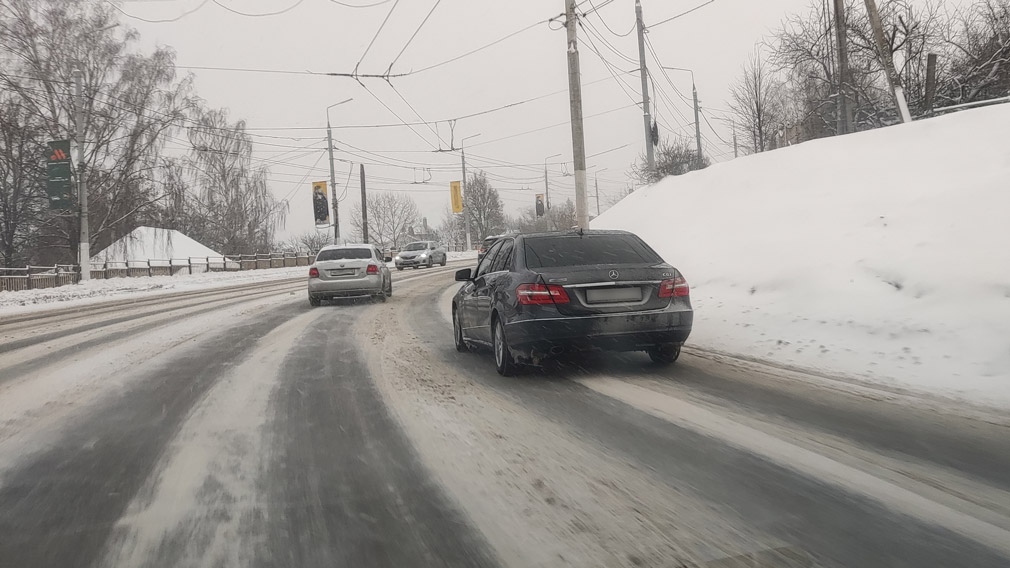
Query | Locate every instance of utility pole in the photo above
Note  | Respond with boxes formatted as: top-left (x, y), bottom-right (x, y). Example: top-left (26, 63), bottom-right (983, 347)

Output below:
top-left (924, 53), bottom-right (938, 113)
top-left (862, 0), bottom-right (912, 123)
top-left (634, 0), bottom-right (655, 171)
top-left (544, 152), bottom-right (561, 211)
top-left (325, 98), bottom-right (352, 244)
top-left (461, 147), bottom-right (470, 251)
top-left (692, 82), bottom-right (703, 167)
top-left (326, 123), bottom-right (339, 244)
top-left (832, 0), bottom-right (853, 135)
top-left (565, 0), bottom-right (590, 230)
top-left (594, 174), bottom-right (601, 217)
top-left (359, 164), bottom-right (368, 243)
top-left (732, 118), bottom-right (739, 158)
top-left (74, 68), bottom-right (90, 280)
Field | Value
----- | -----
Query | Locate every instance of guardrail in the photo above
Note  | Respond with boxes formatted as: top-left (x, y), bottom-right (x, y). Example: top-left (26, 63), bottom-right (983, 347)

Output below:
top-left (0, 251), bottom-right (316, 293)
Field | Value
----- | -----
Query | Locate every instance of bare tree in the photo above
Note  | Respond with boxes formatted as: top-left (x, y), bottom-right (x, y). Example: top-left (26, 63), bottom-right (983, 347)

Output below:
top-left (351, 192), bottom-right (420, 250)
top-left (630, 137), bottom-right (710, 185)
top-left (278, 230), bottom-right (331, 252)
top-left (943, 0), bottom-right (1010, 104)
top-left (465, 171), bottom-right (505, 242)
top-left (0, 98), bottom-right (46, 266)
top-left (730, 52), bottom-right (785, 153)
top-left (185, 108), bottom-right (286, 255)
top-left (510, 198), bottom-right (577, 233)
top-left (435, 207), bottom-right (466, 251)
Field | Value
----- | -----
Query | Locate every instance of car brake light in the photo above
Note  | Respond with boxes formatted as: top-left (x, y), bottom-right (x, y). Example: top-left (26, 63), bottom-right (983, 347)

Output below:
top-left (659, 276), bottom-right (689, 298)
top-left (516, 283), bottom-right (570, 305)
top-left (309, 267), bottom-right (319, 278)
top-left (366, 264), bottom-right (379, 274)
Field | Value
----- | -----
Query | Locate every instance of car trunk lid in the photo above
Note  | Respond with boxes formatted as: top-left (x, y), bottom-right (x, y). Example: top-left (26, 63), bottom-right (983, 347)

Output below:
top-left (535, 263), bottom-right (676, 315)
top-left (315, 259), bottom-right (371, 280)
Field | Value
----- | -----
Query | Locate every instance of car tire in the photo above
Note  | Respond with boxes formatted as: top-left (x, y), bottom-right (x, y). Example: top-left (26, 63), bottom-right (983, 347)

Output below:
top-left (440, 255), bottom-right (447, 267)
top-left (648, 343), bottom-right (681, 364)
top-left (397, 266), bottom-right (403, 271)
top-left (308, 294), bottom-right (321, 307)
top-left (453, 307), bottom-right (468, 352)
top-left (427, 257), bottom-right (433, 269)
top-left (493, 316), bottom-right (519, 376)
top-left (385, 278), bottom-right (393, 298)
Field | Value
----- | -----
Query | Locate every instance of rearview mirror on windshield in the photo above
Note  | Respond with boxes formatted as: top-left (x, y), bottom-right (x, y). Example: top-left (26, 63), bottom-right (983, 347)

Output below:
top-left (455, 268), bottom-right (472, 282)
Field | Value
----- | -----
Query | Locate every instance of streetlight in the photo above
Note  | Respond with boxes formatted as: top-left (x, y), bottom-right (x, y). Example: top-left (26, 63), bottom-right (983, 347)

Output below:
top-left (544, 153), bottom-right (562, 210)
top-left (460, 133), bottom-right (481, 251)
top-left (325, 98), bottom-right (353, 243)
top-left (661, 66), bottom-right (703, 166)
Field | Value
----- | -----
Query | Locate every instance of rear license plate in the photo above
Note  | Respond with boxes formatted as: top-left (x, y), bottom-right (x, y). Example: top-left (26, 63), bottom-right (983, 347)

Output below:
top-left (586, 287), bottom-right (642, 303)
top-left (328, 269), bottom-right (355, 277)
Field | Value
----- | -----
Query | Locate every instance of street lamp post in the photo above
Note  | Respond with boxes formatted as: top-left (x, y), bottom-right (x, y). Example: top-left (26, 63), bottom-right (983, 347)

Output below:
top-left (326, 98), bottom-right (353, 244)
top-left (461, 134), bottom-right (481, 251)
top-left (544, 153), bottom-right (562, 210)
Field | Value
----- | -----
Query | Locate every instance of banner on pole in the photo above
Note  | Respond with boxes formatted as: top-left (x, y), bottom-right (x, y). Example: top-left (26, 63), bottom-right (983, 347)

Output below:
top-left (312, 181), bottom-right (330, 225)
top-left (450, 180), bottom-right (463, 213)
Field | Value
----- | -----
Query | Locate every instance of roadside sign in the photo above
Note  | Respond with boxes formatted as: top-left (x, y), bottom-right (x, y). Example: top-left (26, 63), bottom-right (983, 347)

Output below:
top-left (450, 181), bottom-right (463, 213)
top-left (46, 140), bottom-right (74, 210)
top-left (312, 181), bottom-right (330, 225)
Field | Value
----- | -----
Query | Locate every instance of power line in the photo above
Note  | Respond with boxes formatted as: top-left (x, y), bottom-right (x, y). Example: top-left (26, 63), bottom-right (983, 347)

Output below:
top-left (578, 22), bottom-right (642, 108)
top-left (355, 0), bottom-right (402, 74)
top-left (648, 0), bottom-right (717, 29)
top-left (211, 0), bottom-right (306, 17)
top-left (355, 79), bottom-right (438, 150)
top-left (584, 0), bottom-right (635, 37)
top-left (102, 0), bottom-right (212, 23)
top-left (386, 0), bottom-right (443, 74)
top-left (327, 0), bottom-right (393, 7)
top-left (469, 103), bottom-right (638, 148)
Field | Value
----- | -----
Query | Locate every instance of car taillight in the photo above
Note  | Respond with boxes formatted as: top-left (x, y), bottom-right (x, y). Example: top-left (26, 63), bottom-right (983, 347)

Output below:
top-left (366, 264), bottom-right (379, 274)
top-left (659, 276), bottom-right (689, 298)
top-left (309, 267), bottom-right (319, 278)
top-left (516, 283), bottom-right (570, 305)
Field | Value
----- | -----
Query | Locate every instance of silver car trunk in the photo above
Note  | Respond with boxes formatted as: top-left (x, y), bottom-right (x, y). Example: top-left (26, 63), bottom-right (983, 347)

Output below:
top-left (315, 258), bottom-right (371, 280)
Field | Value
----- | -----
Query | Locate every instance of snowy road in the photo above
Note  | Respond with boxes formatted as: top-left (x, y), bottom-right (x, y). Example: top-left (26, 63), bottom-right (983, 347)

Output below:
top-left (2, 266), bottom-right (1010, 567)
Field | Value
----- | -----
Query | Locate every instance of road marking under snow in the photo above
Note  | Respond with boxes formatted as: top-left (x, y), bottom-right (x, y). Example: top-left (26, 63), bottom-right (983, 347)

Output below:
top-left (574, 376), bottom-right (1010, 559)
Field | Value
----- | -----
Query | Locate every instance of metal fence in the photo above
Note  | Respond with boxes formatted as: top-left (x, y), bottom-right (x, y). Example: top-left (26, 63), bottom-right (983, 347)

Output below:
top-left (0, 251), bottom-right (316, 293)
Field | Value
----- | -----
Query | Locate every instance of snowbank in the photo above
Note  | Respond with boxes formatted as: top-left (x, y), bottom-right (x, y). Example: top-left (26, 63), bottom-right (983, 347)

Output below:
top-left (0, 267), bottom-right (306, 317)
top-left (593, 104), bottom-right (1010, 407)
top-left (91, 226), bottom-right (222, 263)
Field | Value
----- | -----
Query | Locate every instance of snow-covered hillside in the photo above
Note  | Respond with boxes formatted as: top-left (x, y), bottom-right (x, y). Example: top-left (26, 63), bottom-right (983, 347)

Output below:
top-left (593, 104), bottom-right (1010, 407)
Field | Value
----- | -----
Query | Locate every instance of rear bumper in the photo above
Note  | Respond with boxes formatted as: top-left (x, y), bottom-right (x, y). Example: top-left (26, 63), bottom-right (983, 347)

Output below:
top-left (308, 275), bottom-right (383, 297)
top-left (504, 309), bottom-right (692, 359)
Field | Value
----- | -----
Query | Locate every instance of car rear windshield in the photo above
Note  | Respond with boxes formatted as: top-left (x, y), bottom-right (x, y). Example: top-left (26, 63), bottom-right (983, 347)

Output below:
top-left (316, 248), bottom-right (372, 261)
top-left (403, 242), bottom-right (427, 251)
top-left (523, 234), bottom-right (661, 269)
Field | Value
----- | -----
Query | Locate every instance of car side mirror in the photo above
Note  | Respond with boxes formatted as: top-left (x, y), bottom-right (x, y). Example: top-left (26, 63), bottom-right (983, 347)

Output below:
top-left (455, 268), bottom-right (472, 281)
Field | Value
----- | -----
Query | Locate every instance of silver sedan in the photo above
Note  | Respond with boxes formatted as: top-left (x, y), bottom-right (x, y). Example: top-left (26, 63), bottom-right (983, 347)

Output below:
top-left (307, 244), bottom-right (392, 306)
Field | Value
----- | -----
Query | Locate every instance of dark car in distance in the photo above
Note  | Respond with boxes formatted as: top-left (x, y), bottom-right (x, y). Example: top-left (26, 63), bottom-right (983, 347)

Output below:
top-left (477, 235), bottom-right (504, 263)
top-left (452, 230), bottom-right (693, 375)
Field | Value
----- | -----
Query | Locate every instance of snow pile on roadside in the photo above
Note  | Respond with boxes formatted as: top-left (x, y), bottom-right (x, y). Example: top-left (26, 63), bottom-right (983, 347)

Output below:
top-left (448, 250), bottom-right (478, 262)
top-left (91, 226), bottom-right (223, 263)
top-left (593, 104), bottom-right (1010, 406)
top-left (0, 267), bottom-right (306, 316)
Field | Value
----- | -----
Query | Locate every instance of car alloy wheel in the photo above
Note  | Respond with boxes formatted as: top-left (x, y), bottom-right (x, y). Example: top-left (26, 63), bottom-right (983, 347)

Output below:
top-left (493, 318), bottom-right (517, 376)
top-left (453, 309), bottom-right (468, 352)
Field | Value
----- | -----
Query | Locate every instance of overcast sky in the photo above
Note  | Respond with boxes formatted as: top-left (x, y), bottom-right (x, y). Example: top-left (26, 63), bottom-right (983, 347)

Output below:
top-left (110, 0), bottom-right (912, 239)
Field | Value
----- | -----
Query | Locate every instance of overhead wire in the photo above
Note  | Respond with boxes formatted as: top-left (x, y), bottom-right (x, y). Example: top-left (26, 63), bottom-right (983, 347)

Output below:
top-left (385, 0), bottom-right (443, 74)
top-left (354, 0), bottom-right (402, 73)
top-left (583, 0), bottom-right (635, 36)
top-left (102, 0), bottom-right (212, 23)
top-left (210, 0), bottom-right (306, 17)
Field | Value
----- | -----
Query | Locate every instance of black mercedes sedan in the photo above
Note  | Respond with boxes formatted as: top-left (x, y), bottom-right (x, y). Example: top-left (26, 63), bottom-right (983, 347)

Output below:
top-left (452, 230), bottom-right (693, 375)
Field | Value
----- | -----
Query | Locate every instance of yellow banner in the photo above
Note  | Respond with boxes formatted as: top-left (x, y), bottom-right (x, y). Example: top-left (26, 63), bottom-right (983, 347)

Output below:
top-left (312, 181), bottom-right (329, 225)
top-left (450, 180), bottom-right (463, 213)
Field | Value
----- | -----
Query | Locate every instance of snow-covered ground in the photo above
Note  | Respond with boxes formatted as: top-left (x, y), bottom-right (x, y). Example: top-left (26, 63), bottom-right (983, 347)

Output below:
top-left (594, 104), bottom-right (1010, 407)
top-left (0, 267), bottom-right (307, 316)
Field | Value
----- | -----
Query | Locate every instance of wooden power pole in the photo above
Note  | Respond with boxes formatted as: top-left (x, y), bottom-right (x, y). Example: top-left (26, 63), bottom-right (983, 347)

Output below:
top-left (863, 0), bottom-right (912, 123)
top-left (832, 0), bottom-right (854, 134)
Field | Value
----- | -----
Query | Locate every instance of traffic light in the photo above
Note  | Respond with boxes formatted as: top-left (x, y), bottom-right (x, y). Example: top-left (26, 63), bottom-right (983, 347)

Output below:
top-left (535, 194), bottom-right (545, 217)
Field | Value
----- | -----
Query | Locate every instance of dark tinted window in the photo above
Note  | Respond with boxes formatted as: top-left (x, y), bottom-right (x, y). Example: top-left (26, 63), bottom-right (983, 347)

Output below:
top-left (489, 239), bottom-right (514, 273)
top-left (476, 240), bottom-right (503, 277)
top-left (316, 248), bottom-right (373, 261)
top-left (523, 234), bottom-right (660, 269)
